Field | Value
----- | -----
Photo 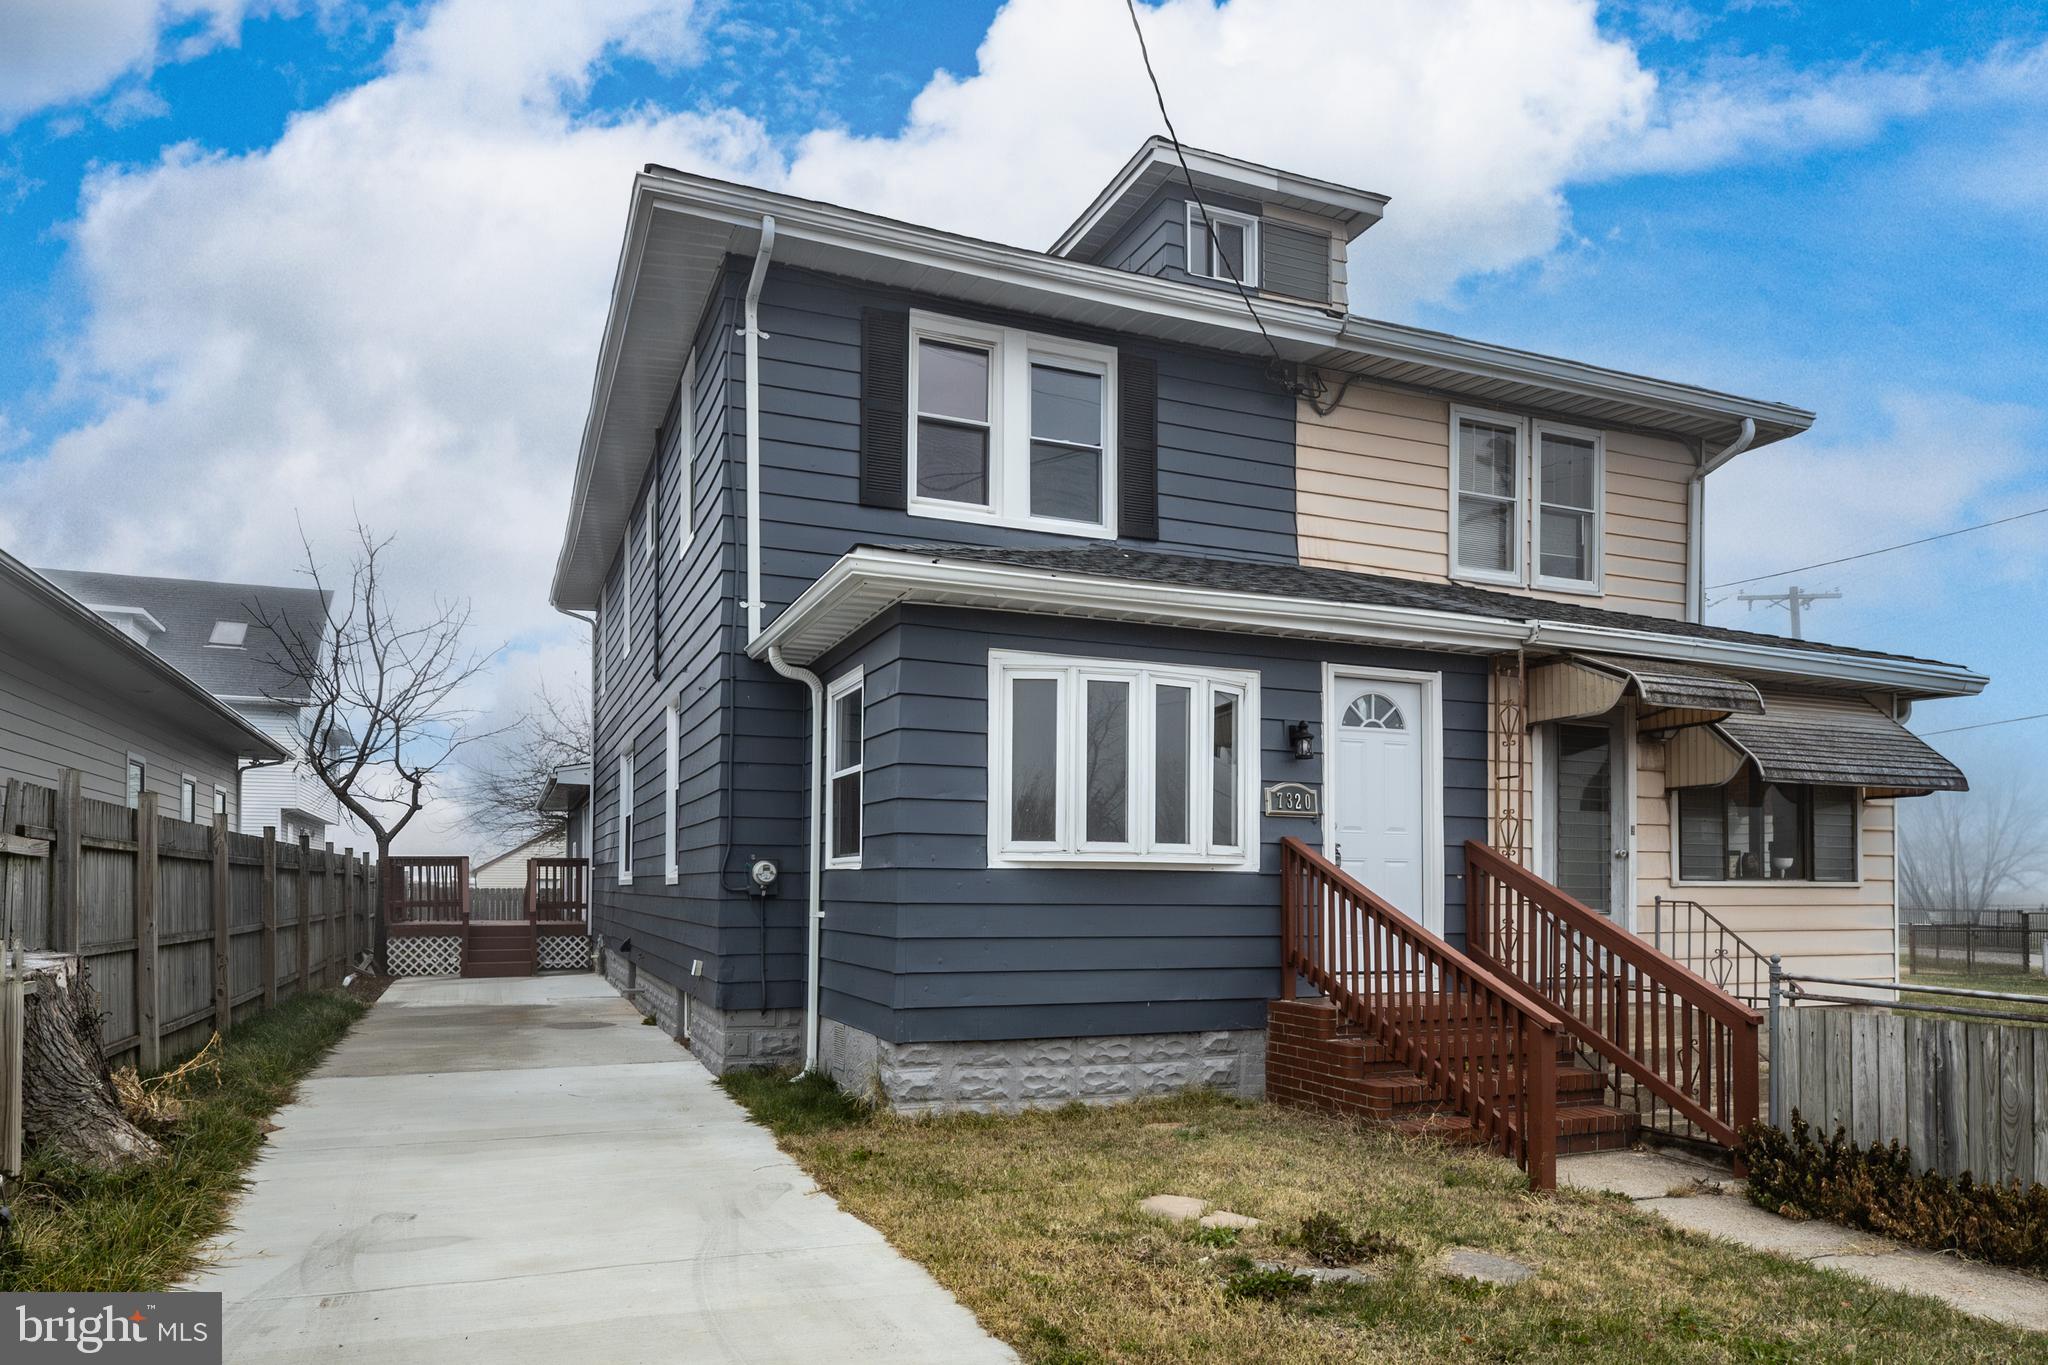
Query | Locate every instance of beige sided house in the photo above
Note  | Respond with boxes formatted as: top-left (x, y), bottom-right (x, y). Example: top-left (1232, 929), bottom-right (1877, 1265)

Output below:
top-left (1295, 355), bottom-right (1972, 989)
top-left (472, 830), bottom-right (568, 889)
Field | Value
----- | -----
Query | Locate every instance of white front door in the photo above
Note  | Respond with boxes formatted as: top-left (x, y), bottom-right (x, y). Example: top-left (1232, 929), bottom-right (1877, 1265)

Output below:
top-left (1327, 675), bottom-right (1429, 924)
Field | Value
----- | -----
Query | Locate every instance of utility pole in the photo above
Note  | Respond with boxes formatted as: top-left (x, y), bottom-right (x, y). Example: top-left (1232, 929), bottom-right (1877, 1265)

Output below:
top-left (1735, 583), bottom-right (1841, 640)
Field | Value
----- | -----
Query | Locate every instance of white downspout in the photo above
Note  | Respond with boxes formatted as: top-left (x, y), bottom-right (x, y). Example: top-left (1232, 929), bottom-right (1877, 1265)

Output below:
top-left (1689, 418), bottom-right (1755, 623)
top-left (743, 216), bottom-right (777, 644)
top-left (766, 644), bottom-right (825, 1074)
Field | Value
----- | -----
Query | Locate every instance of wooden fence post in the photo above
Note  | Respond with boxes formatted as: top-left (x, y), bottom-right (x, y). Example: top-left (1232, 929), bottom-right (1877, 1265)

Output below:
top-left (261, 827), bottom-right (279, 1009)
top-left (135, 793), bottom-right (161, 1071)
top-left (297, 833), bottom-right (313, 994)
top-left (342, 847), bottom-right (356, 972)
top-left (325, 842), bottom-right (339, 986)
top-left (53, 768), bottom-right (83, 951)
top-left (211, 811), bottom-right (231, 1038)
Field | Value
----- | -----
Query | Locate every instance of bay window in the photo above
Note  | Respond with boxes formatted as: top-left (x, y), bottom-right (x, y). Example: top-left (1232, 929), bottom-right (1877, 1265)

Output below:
top-left (989, 651), bottom-right (1257, 868)
top-left (1450, 407), bottom-right (1604, 592)
top-left (1677, 772), bottom-right (1857, 883)
top-left (908, 311), bottom-right (1116, 536)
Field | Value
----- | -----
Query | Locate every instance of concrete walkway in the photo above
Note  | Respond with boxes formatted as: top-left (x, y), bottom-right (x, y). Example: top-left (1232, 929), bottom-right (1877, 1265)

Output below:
top-left (1560, 1149), bottom-right (2048, 1334)
top-left (190, 975), bottom-right (1016, 1364)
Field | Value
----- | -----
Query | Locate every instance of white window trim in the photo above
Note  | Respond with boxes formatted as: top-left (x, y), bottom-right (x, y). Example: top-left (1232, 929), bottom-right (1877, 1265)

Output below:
top-left (125, 753), bottom-right (147, 811)
top-left (1531, 420), bottom-right (1606, 595)
top-left (616, 748), bottom-right (635, 886)
top-left (1666, 787), bottom-right (1864, 889)
top-left (1449, 404), bottom-right (1529, 588)
top-left (179, 775), bottom-right (198, 824)
top-left (677, 348), bottom-right (696, 561)
top-left (906, 309), bottom-right (1118, 539)
top-left (1184, 202), bottom-right (1261, 288)
top-left (986, 650), bottom-right (1260, 871)
top-left (825, 666), bottom-right (865, 869)
top-left (213, 785), bottom-right (230, 819)
top-left (663, 702), bottom-right (679, 884)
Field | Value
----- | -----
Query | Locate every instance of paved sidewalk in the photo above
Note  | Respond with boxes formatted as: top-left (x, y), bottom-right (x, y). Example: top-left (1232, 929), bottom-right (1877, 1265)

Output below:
top-left (1561, 1149), bottom-right (2048, 1334)
top-left (190, 974), bottom-right (1015, 1364)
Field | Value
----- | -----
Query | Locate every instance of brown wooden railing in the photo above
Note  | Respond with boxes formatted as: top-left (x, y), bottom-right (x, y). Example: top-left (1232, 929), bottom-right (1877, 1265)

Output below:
top-left (1281, 838), bottom-right (1562, 1190)
top-left (526, 858), bottom-right (589, 925)
top-left (386, 856), bottom-right (469, 930)
top-left (1464, 841), bottom-right (1761, 1152)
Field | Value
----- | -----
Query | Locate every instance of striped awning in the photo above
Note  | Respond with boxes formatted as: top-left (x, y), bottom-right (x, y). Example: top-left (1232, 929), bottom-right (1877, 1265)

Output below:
top-left (1528, 654), bottom-right (1765, 732)
top-left (1665, 702), bottom-right (1969, 799)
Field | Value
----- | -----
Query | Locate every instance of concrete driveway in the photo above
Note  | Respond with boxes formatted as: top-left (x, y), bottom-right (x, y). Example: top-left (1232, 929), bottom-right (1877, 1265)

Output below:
top-left (192, 974), bottom-right (1015, 1364)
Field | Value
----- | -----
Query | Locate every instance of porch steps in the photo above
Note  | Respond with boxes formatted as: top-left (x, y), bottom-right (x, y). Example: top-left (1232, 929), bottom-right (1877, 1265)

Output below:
top-left (1267, 998), bottom-right (1637, 1156)
top-left (462, 921), bottom-right (537, 978)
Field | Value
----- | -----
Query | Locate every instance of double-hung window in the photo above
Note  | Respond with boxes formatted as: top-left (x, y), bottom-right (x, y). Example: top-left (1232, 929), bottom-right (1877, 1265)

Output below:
top-left (826, 669), bottom-right (864, 868)
top-left (179, 777), bottom-right (197, 823)
top-left (1450, 407), bottom-right (1603, 593)
top-left (616, 749), bottom-right (634, 885)
top-left (213, 786), bottom-right (229, 818)
top-left (908, 311), bottom-right (1116, 537)
top-left (989, 651), bottom-right (1257, 868)
top-left (1185, 203), bottom-right (1259, 287)
top-left (125, 757), bottom-right (145, 810)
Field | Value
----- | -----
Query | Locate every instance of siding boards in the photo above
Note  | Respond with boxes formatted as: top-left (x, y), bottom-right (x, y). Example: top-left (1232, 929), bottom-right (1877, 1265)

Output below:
top-left (809, 606), bottom-right (1489, 1044)
top-left (1297, 384), bottom-right (1695, 619)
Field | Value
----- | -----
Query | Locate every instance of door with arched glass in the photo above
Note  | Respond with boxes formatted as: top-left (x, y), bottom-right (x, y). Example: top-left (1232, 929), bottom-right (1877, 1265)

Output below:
top-left (1326, 675), bottom-right (1428, 924)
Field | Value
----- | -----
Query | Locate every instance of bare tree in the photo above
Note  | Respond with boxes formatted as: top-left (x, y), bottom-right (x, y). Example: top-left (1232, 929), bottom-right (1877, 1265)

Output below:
top-left (1898, 769), bottom-right (2048, 913)
top-left (457, 680), bottom-right (590, 852)
top-left (254, 521), bottom-right (502, 960)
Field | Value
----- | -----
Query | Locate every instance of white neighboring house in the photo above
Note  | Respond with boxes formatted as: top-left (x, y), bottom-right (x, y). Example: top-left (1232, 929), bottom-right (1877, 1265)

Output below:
top-left (472, 830), bottom-right (569, 889)
top-left (40, 569), bottom-right (342, 844)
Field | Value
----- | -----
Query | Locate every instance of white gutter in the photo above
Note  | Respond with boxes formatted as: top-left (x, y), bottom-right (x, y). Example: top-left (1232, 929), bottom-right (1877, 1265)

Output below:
top-left (743, 216), bottom-right (778, 644)
top-left (765, 644), bottom-right (825, 1074)
top-left (1688, 418), bottom-right (1755, 623)
top-left (747, 548), bottom-right (1987, 699)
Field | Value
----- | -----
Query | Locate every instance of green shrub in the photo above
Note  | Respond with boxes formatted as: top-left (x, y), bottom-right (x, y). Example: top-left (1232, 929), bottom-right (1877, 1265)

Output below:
top-left (1740, 1114), bottom-right (2048, 1271)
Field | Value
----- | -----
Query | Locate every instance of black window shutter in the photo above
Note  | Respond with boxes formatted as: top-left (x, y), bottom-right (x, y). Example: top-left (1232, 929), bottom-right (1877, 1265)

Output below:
top-left (1118, 353), bottom-right (1159, 540)
top-left (859, 309), bottom-right (910, 510)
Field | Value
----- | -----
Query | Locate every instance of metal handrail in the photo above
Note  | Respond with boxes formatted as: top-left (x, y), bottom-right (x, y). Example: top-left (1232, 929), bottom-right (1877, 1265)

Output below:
top-left (1281, 837), bottom-right (1561, 1190)
top-left (1652, 895), bottom-right (1771, 1009)
top-left (1465, 841), bottom-right (1760, 1153)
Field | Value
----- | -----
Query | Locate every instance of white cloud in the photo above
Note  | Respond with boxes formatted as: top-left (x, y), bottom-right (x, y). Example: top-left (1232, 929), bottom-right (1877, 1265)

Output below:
top-left (0, 1), bottom-right (254, 126)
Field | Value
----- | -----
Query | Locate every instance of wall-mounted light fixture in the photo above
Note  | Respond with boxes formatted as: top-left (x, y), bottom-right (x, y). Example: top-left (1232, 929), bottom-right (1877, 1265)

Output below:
top-left (1288, 720), bottom-right (1315, 761)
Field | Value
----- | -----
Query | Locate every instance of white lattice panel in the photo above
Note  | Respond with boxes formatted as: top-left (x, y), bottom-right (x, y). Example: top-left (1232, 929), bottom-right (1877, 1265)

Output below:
top-left (539, 935), bottom-right (591, 972)
top-left (388, 936), bottom-right (461, 977)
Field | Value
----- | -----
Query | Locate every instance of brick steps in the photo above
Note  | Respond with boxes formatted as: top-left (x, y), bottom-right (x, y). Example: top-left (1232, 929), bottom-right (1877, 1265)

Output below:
top-left (1268, 997), bottom-right (1638, 1157)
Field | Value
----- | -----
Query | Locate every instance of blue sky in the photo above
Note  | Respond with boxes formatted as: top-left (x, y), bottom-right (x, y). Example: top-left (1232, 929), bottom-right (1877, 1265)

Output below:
top-left (1, 0), bottom-right (2044, 827)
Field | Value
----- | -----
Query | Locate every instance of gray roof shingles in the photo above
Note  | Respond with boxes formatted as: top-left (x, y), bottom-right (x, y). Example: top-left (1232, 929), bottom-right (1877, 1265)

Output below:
top-left (38, 569), bottom-right (331, 704)
top-left (869, 544), bottom-right (1962, 672)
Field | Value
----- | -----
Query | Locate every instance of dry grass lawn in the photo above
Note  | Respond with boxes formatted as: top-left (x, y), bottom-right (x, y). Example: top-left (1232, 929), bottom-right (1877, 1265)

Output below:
top-left (721, 1072), bottom-right (2046, 1364)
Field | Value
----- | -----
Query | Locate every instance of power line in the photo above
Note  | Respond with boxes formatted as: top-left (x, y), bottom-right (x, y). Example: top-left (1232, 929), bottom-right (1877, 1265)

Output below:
top-left (1920, 711), bottom-right (2048, 738)
top-left (1708, 504), bottom-right (2048, 589)
top-left (1121, 0), bottom-right (1287, 373)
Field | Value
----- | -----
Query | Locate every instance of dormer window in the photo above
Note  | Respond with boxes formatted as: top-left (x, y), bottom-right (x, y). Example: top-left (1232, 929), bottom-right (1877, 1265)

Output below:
top-left (208, 620), bottom-right (249, 648)
top-left (1185, 204), bottom-right (1259, 287)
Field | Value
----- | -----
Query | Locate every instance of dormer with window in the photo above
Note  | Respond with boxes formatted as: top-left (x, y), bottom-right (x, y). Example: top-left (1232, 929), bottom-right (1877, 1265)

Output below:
top-left (1050, 138), bottom-right (1387, 311)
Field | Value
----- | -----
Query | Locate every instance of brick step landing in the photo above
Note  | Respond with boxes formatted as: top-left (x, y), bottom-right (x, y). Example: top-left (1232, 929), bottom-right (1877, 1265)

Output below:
top-left (1269, 997), bottom-right (1637, 1157)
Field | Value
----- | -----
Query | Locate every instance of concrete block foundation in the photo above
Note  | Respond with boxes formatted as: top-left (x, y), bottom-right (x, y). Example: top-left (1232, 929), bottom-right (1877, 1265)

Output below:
top-left (600, 948), bottom-right (803, 1075)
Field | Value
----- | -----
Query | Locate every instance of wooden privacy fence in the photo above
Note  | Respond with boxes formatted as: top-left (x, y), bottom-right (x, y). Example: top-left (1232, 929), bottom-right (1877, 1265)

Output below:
top-left (0, 772), bottom-right (376, 1071)
top-left (1778, 1003), bottom-right (2046, 1188)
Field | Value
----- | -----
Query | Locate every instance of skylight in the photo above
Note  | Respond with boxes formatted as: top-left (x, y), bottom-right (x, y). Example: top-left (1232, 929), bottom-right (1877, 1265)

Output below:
top-left (208, 620), bottom-right (249, 648)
